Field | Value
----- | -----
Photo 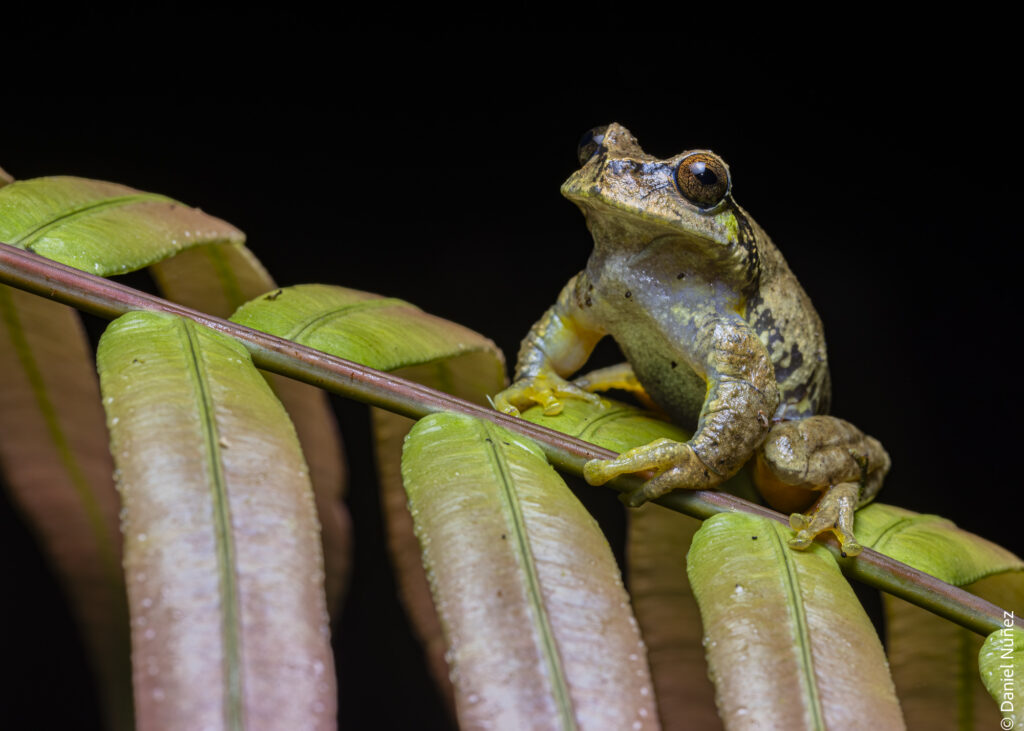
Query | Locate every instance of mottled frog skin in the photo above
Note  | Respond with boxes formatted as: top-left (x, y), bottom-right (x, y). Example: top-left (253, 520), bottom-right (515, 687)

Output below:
top-left (494, 123), bottom-right (889, 556)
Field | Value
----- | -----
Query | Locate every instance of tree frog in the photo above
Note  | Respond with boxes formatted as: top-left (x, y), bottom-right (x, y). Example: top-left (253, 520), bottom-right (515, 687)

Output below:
top-left (494, 123), bottom-right (889, 557)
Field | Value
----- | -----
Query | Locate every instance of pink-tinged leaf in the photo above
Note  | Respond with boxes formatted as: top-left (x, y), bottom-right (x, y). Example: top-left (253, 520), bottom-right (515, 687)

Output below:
top-left (859, 503), bottom-right (1024, 723)
top-left (0, 173), bottom-right (261, 728)
top-left (522, 398), bottom-right (720, 728)
top-left (97, 311), bottom-right (335, 730)
top-left (402, 412), bottom-right (659, 730)
top-left (688, 512), bottom-right (905, 730)
top-left (151, 244), bottom-right (351, 615)
top-left (885, 593), bottom-right (1002, 728)
top-left (0, 284), bottom-right (131, 728)
top-left (629, 504), bottom-right (721, 730)
top-left (231, 283), bottom-right (506, 706)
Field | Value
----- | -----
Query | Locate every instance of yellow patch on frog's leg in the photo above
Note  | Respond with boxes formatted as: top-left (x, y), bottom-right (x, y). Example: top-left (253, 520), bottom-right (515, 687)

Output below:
top-left (788, 482), bottom-right (863, 557)
top-left (572, 362), bottom-right (660, 411)
top-left (572, 362), bottom-right (645, 394)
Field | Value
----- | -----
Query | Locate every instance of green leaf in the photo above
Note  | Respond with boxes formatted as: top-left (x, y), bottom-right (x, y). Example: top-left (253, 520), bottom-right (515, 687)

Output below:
top-left (885, 560), bottom-right (1023, 728)
top-left (371, 360), bottom-right (505, 712)
top-left (231, 282), bottom-right (507, 709)
top-left (857, 503), bottom-right (1024, 585)
top-left (97, 311), bottom-right (335, 730)
top-left (849, 502), bottom-right (1022, 724)
top-left (401, 411), bottom-right (658, 730)
top-left (0, 176), bottom-right (243, 274)
top-left (885, 593), bottom-right (1003, 728)
top-left (372, 408), bottom-right (457, 712)
top-left (151, 243), bottom-right (352, 617)
top-left (229, 283), bottom-right (505, 384)
top-left (979, 626), bottom-right (1024, 729)
top-left (0, 175), bottom-right (282, 728)
top-left (520, 396), bottom-right (691, 449)
top-left (521, 397), bottom-right (721, 727)
top-left (688, 512), bottom-right (904, 729)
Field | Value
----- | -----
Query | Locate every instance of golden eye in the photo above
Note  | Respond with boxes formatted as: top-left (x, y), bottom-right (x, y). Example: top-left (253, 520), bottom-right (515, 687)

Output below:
top-left (675, 152), bottom-right (730, 208)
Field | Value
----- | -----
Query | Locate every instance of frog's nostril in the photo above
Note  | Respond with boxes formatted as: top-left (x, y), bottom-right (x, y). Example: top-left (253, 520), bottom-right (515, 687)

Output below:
top-left (577, 125), bottom-right (609, 166)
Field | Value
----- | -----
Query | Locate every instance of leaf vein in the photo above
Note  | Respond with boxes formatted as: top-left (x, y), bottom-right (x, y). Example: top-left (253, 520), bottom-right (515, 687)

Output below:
top-left (284, 298), bottom-right (408, 342)
top-left (479, 420), bottom-right (576, 730)
top-left (11, 193), bottom-right (174, 248)
top-left (179, 319), bottom-right (245, 731)
top-left (770, 523), bottom-right (826, 730)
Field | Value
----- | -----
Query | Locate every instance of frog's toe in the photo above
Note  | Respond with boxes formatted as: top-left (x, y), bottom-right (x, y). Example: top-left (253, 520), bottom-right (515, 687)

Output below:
top-left (787, 482), bottom-right (863, 557)
top-left (538, 392), bottom-right (564, 416)
top-left (583, 438), bottom-right (685, 486)
top-left (618, 468), bottom-right (675, 503)
top-left (787, 531), bottom-right (815, 550)
top-left (491, 388), bottom-right (524, 417)
top-left (558, 384), bottom-right (603, 408)
top-left (789, 512), bottom-right (811, 532)
top-left (583, 457), bottom-right (615, 485)
top-left (620, 465), bottom-right (687, 507)
top-left (838, 538), bottom-right (863, 558)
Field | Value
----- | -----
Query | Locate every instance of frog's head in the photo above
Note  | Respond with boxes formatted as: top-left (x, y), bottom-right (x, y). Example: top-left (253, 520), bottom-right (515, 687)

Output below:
top-left (562, 122), bottom-right (760, 292)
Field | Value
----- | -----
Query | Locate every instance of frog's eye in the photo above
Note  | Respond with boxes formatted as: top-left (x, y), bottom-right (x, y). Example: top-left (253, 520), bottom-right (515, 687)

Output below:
top-left (577, 126), bottom-right (608, 166)
top-left (675, 152), bottom-right (730, 209)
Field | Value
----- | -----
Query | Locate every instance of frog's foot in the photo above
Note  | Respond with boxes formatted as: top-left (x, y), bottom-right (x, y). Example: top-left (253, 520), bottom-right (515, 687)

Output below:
top-left (583, 439), bottom-right (716, 507)
top-left (788, 482), bottom-right (863, 557)
top-left (492, 371), bottom-right (602, 417)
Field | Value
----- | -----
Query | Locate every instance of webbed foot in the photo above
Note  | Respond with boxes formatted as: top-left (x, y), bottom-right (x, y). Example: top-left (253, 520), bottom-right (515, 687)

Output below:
top-left (787, 482), bottom-right (863, 557)
top-left (492, 371), bottom-right (602, 417)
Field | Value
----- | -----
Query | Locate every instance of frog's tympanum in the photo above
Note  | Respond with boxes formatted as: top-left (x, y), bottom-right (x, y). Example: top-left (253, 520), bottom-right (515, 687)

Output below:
top-left (494, 123), bottom-right (889, 556)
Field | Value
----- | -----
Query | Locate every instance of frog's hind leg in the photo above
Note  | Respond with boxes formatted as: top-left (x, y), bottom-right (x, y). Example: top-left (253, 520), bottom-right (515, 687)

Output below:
top-left (754, 416), bottom-right (890, 557)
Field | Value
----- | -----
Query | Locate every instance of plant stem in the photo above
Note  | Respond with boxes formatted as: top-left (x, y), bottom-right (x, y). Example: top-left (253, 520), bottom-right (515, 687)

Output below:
top-left (0, 240), bottom-right (1018, 637)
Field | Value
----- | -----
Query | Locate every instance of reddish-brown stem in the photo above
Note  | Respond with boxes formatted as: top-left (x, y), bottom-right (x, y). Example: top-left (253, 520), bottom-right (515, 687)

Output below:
top-left (0, 240), bottom-right (1018, 637)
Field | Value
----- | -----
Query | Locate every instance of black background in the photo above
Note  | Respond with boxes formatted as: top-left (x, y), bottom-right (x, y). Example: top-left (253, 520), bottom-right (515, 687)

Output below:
top-left (1, 20), bottom-right (1020, 729)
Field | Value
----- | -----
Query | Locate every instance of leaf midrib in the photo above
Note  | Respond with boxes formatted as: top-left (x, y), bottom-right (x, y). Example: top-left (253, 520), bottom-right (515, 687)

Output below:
top-left (285, 298), bottom-right (408, 342)
top-left (479, 420), bottom-right (576, 730)
top-left (10, 193), bottom-right (175, 248)
top-left (770, 523), bottom-right (826, 730)
top-left (179, 319), bottom-right (244, 731)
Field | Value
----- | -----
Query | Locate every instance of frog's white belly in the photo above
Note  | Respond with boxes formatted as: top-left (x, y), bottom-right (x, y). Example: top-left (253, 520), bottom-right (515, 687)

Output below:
top-left (590, 290), bottom-right (709, 428)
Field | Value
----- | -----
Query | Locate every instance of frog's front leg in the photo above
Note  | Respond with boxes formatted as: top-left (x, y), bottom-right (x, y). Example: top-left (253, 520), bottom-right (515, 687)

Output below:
top-left (585, 316), bottom-right (780, 506)
top-left (753, 416), bottom-right (890, 557)
top-left (492, 273), bottom-right (607, 416)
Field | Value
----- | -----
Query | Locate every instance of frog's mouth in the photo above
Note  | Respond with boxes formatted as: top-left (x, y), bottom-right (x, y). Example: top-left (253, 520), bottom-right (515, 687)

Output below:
top-left (568, 194), bottom-right (731, 254)
top-left (568, 194), bottom-right (759, 290)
